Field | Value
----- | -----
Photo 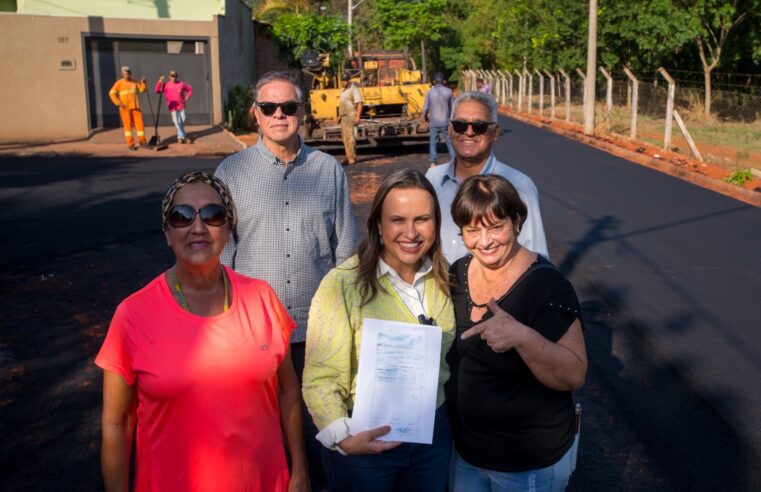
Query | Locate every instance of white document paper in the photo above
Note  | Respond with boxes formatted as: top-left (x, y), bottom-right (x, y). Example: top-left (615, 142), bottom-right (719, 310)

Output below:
top-left (350, 318), bottom-right (442, 444)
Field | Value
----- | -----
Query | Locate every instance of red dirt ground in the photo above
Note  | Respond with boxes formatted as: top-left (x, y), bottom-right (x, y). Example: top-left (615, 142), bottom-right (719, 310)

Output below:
top-left (504, 109), bottom-right (761, 195)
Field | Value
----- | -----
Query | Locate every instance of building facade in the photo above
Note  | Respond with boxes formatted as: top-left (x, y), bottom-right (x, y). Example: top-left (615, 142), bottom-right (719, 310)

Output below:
top-left (0, 0), bottom-right (255, 141)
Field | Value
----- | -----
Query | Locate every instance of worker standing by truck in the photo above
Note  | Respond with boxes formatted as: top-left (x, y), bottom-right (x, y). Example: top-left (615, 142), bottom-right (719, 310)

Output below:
top-left (338, 72), bottom-right (363, 166)
top-left (109, 66), bottom-right (147, 150)
top-left (423, 72), bottom-right (454, 166)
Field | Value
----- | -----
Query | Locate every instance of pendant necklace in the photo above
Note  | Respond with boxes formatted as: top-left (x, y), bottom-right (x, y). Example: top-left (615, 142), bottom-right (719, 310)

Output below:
top-left (171, 267), bottom-right (229, 313)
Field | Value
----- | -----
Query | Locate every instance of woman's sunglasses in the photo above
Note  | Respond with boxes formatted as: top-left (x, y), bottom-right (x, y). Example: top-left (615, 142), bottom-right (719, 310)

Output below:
top-left (167, 204), bottom-right (228, 228)
top-left (450, 120), bottom-right (494, 135)
top-left (255, 101), bottom-right (301, 116)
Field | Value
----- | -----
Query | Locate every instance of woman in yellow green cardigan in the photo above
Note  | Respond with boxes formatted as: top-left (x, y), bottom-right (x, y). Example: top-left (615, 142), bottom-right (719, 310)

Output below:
top-left (303, 168), bottom-right (455, 492)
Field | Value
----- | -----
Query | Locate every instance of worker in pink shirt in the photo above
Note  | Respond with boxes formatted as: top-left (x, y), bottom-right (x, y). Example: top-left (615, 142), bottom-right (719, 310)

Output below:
top-left (155, 70), bottom-right (193, 143)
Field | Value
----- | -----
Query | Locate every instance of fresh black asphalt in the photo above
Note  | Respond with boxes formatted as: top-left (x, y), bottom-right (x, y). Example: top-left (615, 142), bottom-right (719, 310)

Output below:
top-left (496, 115), bottom-right (761, 489)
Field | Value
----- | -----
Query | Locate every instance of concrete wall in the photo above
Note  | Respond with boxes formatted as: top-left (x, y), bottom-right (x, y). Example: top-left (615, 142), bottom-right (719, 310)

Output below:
top-left (0, 13), bottom-right (233, 142)
top-left (252, 21), bottom-right (296, 82)
top-left (217, 0), bottom-right (254, 107)
top-left (17, 0), bottom-right (226, 21)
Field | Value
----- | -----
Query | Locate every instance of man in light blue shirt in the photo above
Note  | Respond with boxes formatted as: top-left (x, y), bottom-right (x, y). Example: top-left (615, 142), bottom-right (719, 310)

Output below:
top-left (425, 91), bottom-right (548, 263)
top-left (422, 72), bottom-right (454, 165)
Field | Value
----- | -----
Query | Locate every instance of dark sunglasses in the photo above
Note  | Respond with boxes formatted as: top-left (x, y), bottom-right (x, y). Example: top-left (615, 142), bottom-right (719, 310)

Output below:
top-left (450, 120), bottom-right (494, 134)
top-left (167, 204), bottom-right (228, 228)
top-left (256, 101), bottom-right (301, 116)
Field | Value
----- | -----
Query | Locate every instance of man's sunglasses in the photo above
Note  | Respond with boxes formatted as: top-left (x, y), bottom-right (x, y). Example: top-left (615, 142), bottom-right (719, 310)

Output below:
top-left (255, 101), bottom-right (301, 116)
top-left (167, 204), bottom-right (228, 228)
top-left (450, 120), bottom-right (495, 134)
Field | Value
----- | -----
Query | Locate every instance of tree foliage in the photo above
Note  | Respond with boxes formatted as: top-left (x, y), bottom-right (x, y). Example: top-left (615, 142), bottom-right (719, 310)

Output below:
top-left (252, 0), bottom-right (313, 22)
top-left (257, 0), bottom-right (760, 107)
top-left (270, 12), bottom-right (350, 67)
top-left (375, 0), bottom-right (449, 48)
top-left (599, 0), bottom-right (695, 72)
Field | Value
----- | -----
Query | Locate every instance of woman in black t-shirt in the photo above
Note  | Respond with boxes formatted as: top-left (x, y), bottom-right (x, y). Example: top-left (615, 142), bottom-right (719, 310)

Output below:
top-left (445, 174), bottom-right (587, 492)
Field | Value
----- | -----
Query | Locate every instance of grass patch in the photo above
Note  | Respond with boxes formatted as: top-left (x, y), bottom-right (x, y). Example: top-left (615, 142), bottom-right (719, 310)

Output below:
top-left (724, 169), bottom-right (754, 186)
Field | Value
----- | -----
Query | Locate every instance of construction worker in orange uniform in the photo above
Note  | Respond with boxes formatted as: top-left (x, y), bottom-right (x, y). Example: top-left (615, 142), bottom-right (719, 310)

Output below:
top-left (109, 66), bottom-right (147, 150)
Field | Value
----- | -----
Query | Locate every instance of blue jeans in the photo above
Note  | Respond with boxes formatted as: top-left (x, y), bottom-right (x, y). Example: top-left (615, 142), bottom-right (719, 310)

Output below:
top-left (429, 126), bottom-right (453, 164)
top-left (449, 432), bottom-right (579, 492)
top-left (322, 405), bottom-right (452, 492)
top-left (171, 109), bottom-right (186, 140)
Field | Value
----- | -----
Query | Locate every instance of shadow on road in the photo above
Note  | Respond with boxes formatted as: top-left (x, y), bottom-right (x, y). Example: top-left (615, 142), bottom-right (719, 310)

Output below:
top-left (555, 207), bottom-right (760, 490)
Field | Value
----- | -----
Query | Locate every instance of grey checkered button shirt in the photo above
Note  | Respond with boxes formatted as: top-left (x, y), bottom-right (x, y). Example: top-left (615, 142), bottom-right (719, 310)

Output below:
top-left (215, 138), bottom-right (359, 343)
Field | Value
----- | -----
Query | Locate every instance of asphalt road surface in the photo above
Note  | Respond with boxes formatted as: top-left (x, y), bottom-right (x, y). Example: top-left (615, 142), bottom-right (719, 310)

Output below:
top-left (1, 118), bottom-right (760, 490)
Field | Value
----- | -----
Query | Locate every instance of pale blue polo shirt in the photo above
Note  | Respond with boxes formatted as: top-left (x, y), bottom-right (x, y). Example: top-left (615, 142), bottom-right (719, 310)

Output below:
top-left (425, 153), bottom-right (549, 264)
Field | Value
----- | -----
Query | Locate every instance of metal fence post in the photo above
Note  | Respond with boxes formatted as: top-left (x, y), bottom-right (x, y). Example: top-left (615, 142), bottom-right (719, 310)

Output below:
top-left (658, 67), bottom-right (675, 150)
top-left (544, 69), bottom-right (556, 119)
top-left (535, 69), bottom-right (544, 115)
top-left (559, 68), bottom-right (571, 122)
top-left (492, 70), bottom-right (504, 105)
top-left (515, 69), bottom-right (523, 111)
top-left (500, 70), bottom-right (509, 106)
top-left (622, 67), bottom-right (639, 139)
top-left (524, 68), bottom-right (533, 114)
top-left (598, 66), bottom-right (613, 131)
top-left (575, 67), bottom-right (587, 111)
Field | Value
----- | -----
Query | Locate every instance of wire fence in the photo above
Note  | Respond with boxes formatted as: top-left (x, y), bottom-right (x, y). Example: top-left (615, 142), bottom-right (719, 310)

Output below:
top-left (461, 69), bottom-right (761, 171)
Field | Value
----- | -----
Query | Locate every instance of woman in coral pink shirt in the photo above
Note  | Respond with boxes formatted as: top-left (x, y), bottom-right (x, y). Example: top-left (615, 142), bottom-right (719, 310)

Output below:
top-left (96, 171), bottom-right (308, 491)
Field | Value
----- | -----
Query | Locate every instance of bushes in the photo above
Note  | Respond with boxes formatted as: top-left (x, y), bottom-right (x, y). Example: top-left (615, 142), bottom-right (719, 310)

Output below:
top-left (224, 84), bottom-right (255, 133)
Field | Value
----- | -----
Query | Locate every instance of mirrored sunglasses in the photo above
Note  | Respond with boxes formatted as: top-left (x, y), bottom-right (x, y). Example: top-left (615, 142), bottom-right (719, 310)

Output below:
top-left (167, 204), bottom-right (228, 228)
top-left (450, 120), bottom-right (494, 135)
top-left (256, 101), bottom-right (301, 116)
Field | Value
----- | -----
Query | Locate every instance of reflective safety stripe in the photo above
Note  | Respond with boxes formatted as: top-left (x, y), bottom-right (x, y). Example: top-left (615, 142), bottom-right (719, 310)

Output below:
top-left (136, 131), bottom-right (145, 136)
top-left (124, 132), bottom-right (133, 136)
top-left (118, 89), bottom-right (137, 95)
top-left (109, 90), bottom-right (118, 94)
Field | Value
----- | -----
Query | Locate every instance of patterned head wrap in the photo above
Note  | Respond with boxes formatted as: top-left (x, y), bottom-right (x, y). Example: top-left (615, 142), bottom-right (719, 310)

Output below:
top-left (161, 171), bottom-right (237, 232)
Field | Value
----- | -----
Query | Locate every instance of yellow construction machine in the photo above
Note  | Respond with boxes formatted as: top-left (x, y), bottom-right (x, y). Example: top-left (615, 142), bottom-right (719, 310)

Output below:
top-left (299, 50), bottom-right (431, 148)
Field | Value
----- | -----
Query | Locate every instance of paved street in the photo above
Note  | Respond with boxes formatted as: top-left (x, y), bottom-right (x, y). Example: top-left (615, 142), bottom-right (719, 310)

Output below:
top-left (496, 115), bottom-right (761, 490)
top-left (1, 119), bottom-right (760, 490)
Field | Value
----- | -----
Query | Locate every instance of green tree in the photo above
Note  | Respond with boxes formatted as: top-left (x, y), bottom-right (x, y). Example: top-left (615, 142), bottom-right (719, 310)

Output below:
top-left (252, 0), bottom-right (313, 22)
top-left (270, 12), bottom-right (350, 67)
top-left (487, 0), bottom-right (586, 72)
top-left (679, 0), bottom-right (760, 115)
top-left (375, 0), bottom-right (448, 49)
top-left (599, 0), bottom-right (694, 73)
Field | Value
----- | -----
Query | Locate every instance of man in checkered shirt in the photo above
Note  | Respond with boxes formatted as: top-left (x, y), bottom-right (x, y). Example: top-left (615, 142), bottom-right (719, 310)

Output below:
top-left (215, 72), bottom-right (359, 489)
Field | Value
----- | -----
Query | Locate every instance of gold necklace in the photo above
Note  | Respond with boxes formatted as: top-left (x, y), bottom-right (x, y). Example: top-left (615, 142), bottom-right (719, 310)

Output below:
top-left (171, 267), bottom-right (229, 313)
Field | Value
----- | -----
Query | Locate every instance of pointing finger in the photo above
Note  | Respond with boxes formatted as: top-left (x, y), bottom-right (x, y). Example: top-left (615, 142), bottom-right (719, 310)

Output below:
top-left (461, 324), bottom-right (486, 340)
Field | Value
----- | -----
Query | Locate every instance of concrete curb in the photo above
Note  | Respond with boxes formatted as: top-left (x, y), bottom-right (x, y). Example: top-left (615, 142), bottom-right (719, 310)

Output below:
top-left (0, 148), bottom-right (236, 159)
top-left (221, 126), bottom-right (248, 150)
top-left (501, 110), bottom-right (761, 208)
top-left (0, 125), bottom-right (244, 159)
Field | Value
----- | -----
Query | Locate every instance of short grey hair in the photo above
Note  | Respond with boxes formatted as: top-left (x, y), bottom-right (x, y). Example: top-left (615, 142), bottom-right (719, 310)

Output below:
top-left (253, 71), bottom-right (304, 104)
top-left (451, 91), bottom-right (498, 123)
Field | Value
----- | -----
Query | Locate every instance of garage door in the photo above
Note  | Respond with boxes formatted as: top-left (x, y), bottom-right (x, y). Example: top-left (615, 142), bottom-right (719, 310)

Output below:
top-left (86, 37), bottom-right (212, 129)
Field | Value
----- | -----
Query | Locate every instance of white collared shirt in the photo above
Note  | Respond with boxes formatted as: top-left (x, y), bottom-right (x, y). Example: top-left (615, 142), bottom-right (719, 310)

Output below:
top-left (377, 257), bottom-right (432, 319)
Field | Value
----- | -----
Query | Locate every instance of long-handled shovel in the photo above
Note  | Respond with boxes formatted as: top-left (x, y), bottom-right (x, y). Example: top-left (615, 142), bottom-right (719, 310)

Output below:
top-left (151, 89), bottom-right (165, 150)
top-left (143, 82), bottom-right (163, 150)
